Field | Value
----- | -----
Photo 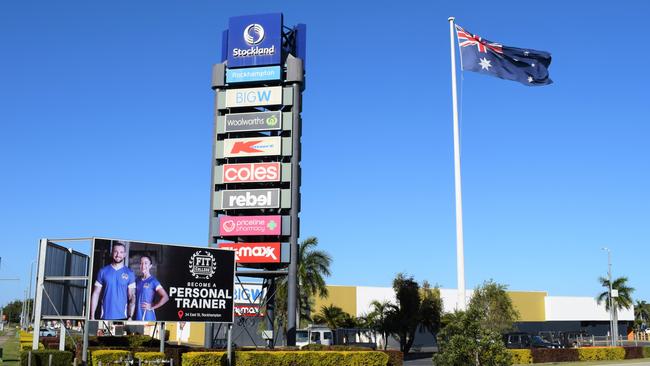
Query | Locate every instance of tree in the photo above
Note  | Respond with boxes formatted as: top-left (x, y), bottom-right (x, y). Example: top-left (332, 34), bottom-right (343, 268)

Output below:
top-left (467, 280), bottom-right (519, 334)
top-left (273, 237), bottom-right (332, 337)
top-left (367, 300), bottom-right (393, 350)
top-left (382, 273), bottom-right (443, 354)
top-left (634, 300), bottom-right (650, 331)
top-left (597, 276), bottom-right (635, 333)
top-left (312, 304), bottom-right (355, 329)
top-left (597, 276), bottom-right (635, 311)
top-left (2, 299), bottom-right (31, 324)
top-left (434, 280), bottom-right (518, 366)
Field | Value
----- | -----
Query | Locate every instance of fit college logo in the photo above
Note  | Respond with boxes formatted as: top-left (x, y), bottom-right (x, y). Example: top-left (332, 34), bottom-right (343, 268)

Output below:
top-left (188, 251), bottom-right (217, 279)
top-left (243, 24), bottom-right (265, 45)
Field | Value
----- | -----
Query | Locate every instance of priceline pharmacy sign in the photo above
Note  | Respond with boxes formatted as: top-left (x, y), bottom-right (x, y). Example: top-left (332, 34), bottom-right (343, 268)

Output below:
top-left (227, 13), bottom-right (283, 68)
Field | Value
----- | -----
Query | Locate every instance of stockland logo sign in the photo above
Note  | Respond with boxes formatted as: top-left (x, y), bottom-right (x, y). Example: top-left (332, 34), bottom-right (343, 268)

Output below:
top-left (224, 111), bottom-right (281, 132)
top-left (225, 86), bottom-right (282, 108)
top-left (222, 136), bottom-right (281, 158)
top-left (228, 13), bottom-right (282, 68)
top-left (220, 189), bottom-right (280, 210)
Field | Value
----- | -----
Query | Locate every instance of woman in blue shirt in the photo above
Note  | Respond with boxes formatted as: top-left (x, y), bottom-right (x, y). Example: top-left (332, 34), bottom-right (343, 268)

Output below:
top-left (135, 255), bottom-right (169, 321)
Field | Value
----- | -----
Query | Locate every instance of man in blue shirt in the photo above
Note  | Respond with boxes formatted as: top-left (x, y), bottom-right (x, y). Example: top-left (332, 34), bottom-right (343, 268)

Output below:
top-left (90, 241), bottom-right (136, 320)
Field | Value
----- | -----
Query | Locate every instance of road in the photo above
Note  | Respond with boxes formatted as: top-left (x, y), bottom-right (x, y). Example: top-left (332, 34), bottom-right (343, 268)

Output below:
top-left (402, 352), bottom-right (650, 366)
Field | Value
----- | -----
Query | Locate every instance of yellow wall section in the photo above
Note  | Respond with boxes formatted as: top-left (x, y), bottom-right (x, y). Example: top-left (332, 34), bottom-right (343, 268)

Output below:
top-left (312, 285), bottom-right (357, 317)
top-left (508, 291), bottom-right (547, 322)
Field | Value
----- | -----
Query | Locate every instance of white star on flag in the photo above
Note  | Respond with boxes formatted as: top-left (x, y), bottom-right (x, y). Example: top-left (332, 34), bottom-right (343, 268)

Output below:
top-left (479, 57), bottom-right (492, 70)
top-left (527, 76), bottom-right (533, 83)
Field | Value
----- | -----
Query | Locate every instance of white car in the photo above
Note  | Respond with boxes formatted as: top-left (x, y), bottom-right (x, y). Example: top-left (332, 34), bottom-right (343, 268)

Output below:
top-left (39, 328), bottom-right (57, 337)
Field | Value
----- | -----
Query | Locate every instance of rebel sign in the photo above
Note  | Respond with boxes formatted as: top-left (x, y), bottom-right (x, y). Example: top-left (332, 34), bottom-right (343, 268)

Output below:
top-left (222, 163), bottom-right (280, 183)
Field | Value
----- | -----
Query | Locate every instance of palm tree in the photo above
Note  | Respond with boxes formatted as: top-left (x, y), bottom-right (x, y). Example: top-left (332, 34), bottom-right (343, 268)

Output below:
top-left (297, 237), bottom-right (332, 324)
top-left (367, 299), bottom-right (394, 350)
top-left (634, 300), bottom-right (650, 331)
top-left (312, 304), bottom-right (348, 329)
top-left (597, 276), bottom-right (635, 311)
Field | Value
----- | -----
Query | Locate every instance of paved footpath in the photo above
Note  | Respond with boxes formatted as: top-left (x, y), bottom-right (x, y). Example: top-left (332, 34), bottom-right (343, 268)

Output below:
top-left (0, 326), bottom-right (17, 347)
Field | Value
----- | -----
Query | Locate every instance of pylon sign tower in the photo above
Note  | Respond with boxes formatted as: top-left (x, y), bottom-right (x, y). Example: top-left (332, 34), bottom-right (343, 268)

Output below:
top-left (208, 13), bottom-right (306, 347)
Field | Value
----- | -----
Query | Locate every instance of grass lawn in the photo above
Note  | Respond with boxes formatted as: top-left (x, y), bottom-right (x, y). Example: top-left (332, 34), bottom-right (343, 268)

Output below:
top-left (0, 330), bottom-right (21, 366)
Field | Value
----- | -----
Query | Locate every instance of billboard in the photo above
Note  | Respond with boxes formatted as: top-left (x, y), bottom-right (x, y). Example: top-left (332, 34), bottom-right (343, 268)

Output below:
top-left (90, 238), bottom-right (235, 323)
top-left (226, 66), bottom-right (281, 84)
top-left (227, 13), bottom-right (283, 68)
top-left (223, 111), bottom-right (282, 133)
top-left (225, 86), bottom-right (282, 108)
top-left (218, 242), bottom-right (281, 264)
top-left (218, 215), bottom-right (282, 236)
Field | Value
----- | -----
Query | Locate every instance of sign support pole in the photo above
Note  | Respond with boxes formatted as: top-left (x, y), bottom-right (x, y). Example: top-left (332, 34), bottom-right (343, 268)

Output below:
top-left (32, 239), bottom-right (47, 350)
top-left (448, 16), bottom-right (466, 310)
top-left (286, 56), bottom-right (303, 346)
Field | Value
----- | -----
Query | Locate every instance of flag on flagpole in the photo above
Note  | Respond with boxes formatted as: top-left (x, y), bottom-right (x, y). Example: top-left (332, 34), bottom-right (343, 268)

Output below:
top-left (455, 25), bottom-right (552, 86)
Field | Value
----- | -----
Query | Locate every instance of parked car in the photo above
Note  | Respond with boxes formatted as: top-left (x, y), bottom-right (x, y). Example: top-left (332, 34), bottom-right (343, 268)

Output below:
top-left (558, 330), bottom-right (592, 348)
top-left (503, 332), bottom-right (561, 349)
top-left (39, 328), bottom-right (57, 337)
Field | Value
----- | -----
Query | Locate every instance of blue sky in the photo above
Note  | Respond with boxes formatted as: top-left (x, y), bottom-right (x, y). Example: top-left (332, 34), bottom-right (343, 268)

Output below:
top-left (1, 1), bottom-right (649, 309)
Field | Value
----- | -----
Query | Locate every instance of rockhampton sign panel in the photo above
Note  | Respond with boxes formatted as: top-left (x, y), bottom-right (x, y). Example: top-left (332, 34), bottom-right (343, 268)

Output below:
top-left (89, 238), bottom-right (235, 323)
top-left (226, 66), bottom-right (281, 84)
top-left (227, 13), bottom-right (283, 68)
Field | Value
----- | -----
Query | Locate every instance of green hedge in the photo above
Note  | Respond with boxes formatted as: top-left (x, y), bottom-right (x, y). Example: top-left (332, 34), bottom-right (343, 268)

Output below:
top-left (91, 350), bottom-right (131, 366)
top-left (644, 346), bottom-right (650, 359)
top-left (382, 350), bottom-right (403, 366)
top-left (20, 350), bottom-right (73, 366)
top-left (508, 349), bottom-right (532, 364)
top-left (181, 351), bottom-right (227, 366)
top-left (134, 352), bottom-right (166, 363)
top-left (624, 346), bottom-right (644, 359)
top-left (577, 347), bottom-right (625, 361)
top-left (20, 343), bottom-right (45, 351)
top-left (235, 351), bottom-right (388, 366)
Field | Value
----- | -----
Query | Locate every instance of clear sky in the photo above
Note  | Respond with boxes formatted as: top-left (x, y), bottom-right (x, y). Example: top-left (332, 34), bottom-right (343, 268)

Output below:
top-left (1, 1), bottom-right (649, 309)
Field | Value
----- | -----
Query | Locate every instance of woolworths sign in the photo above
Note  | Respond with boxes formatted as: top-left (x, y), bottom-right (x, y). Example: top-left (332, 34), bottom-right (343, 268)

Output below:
top-left (224, 111), bottom-right (282, 132)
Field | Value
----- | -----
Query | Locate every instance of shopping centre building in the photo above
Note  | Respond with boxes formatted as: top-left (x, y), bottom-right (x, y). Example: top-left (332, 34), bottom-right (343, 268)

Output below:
top-left (167, 284), bottom-right (634, 347)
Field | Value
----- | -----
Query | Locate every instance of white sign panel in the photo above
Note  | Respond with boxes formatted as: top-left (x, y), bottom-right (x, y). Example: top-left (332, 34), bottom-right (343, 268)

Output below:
top-left (225, 86), bottom-right (282, 108)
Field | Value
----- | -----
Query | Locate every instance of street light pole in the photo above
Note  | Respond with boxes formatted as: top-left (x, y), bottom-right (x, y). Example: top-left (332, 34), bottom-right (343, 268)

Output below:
top-left (602, 247), bottom-right (614, 346)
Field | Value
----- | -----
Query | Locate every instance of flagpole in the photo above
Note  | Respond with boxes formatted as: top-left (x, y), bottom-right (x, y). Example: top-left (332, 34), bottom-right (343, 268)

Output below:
top-left (448, 16), bottom-right (466, 311)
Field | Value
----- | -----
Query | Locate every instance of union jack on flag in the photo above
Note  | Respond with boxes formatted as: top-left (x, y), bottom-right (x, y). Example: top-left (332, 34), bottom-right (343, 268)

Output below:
top-left (454, 24), bottom-right (552, 86)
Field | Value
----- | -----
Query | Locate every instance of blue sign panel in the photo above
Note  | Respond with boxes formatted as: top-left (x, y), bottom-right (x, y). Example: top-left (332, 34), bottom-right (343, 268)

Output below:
top-left (226, 66), bottom-right (281, 84)
top-left (228, 13), bottom-right (283, 68)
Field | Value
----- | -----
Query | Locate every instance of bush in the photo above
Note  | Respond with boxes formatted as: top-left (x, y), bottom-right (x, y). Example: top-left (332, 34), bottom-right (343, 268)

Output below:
top-left (20, 350), bottom-right (73, 366)
top-left (531, 348), bottom-right (579, 363)
top-left (91, 350), bottom-right (131, 366)
top-left (508, 349), bottom-right (532, 364)
top-left (624, 347), bottom-right (644, 359)
top-left (134, 352), bottom-right (166, 363)
top-left (382, 350), bottom-right (403, 366)
top-left (578, 347), bottom-right (625, 361)
top-left (644, 346), bottom-right (650, 358)
top-left (182, 352), bottom-right (227, 366)
top-left (21, 343), bottom-right (45, 351)
top-left (235, 351), bottom-right (389, 366)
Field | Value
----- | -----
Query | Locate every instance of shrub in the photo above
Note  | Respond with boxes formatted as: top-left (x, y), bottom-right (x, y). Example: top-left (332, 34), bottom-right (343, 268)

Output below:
top-left (182, 352), bottom-right (227, 366)
top-left (531, 348), bottom-right (579, 363)
top-left (134, 352), bottom-right (166, 363)
top-left (91, 350), bottom-right (131, 366)
top-left (578, 347), bottom-right (625, 361)
top-left (382, 350), bottom-right (403, 366)
top-left (235, 351), bottom-right (388, 366)
top-left (21, 343), bottom-right (45, 351)
top-left (20, 350), bottom-right (73, 366)
top-left (644, 346), bottom-right (650, 358)
top-left (624, 346), bottom-right (644, 359)
top-left (508, 349), bottom-right (532, 364)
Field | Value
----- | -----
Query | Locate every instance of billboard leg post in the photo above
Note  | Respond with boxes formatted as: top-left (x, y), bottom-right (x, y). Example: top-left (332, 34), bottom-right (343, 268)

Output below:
top-left (226, 324), bottom-right (232, 366)
top-left (159, 322), bottom-right (165, 353)
top-left (82, 321), bottom-right (89, 366)
top-left (59, 323), bottom-right (66, 351)
top-left (32, 239), bottom-right (48, 350)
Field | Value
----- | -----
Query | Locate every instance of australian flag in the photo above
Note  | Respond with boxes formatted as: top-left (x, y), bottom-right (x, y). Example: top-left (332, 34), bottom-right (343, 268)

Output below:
top-left (455, 25), bottom-right (552, 86)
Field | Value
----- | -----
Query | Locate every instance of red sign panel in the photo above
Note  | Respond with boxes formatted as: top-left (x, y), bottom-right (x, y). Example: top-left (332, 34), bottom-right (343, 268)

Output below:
top-left (234, 304), bottom-right (264, 317)
top-left (222, 162), bottom-right (280, 183)
top-left (218, 242), bottom-right (281, 263)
